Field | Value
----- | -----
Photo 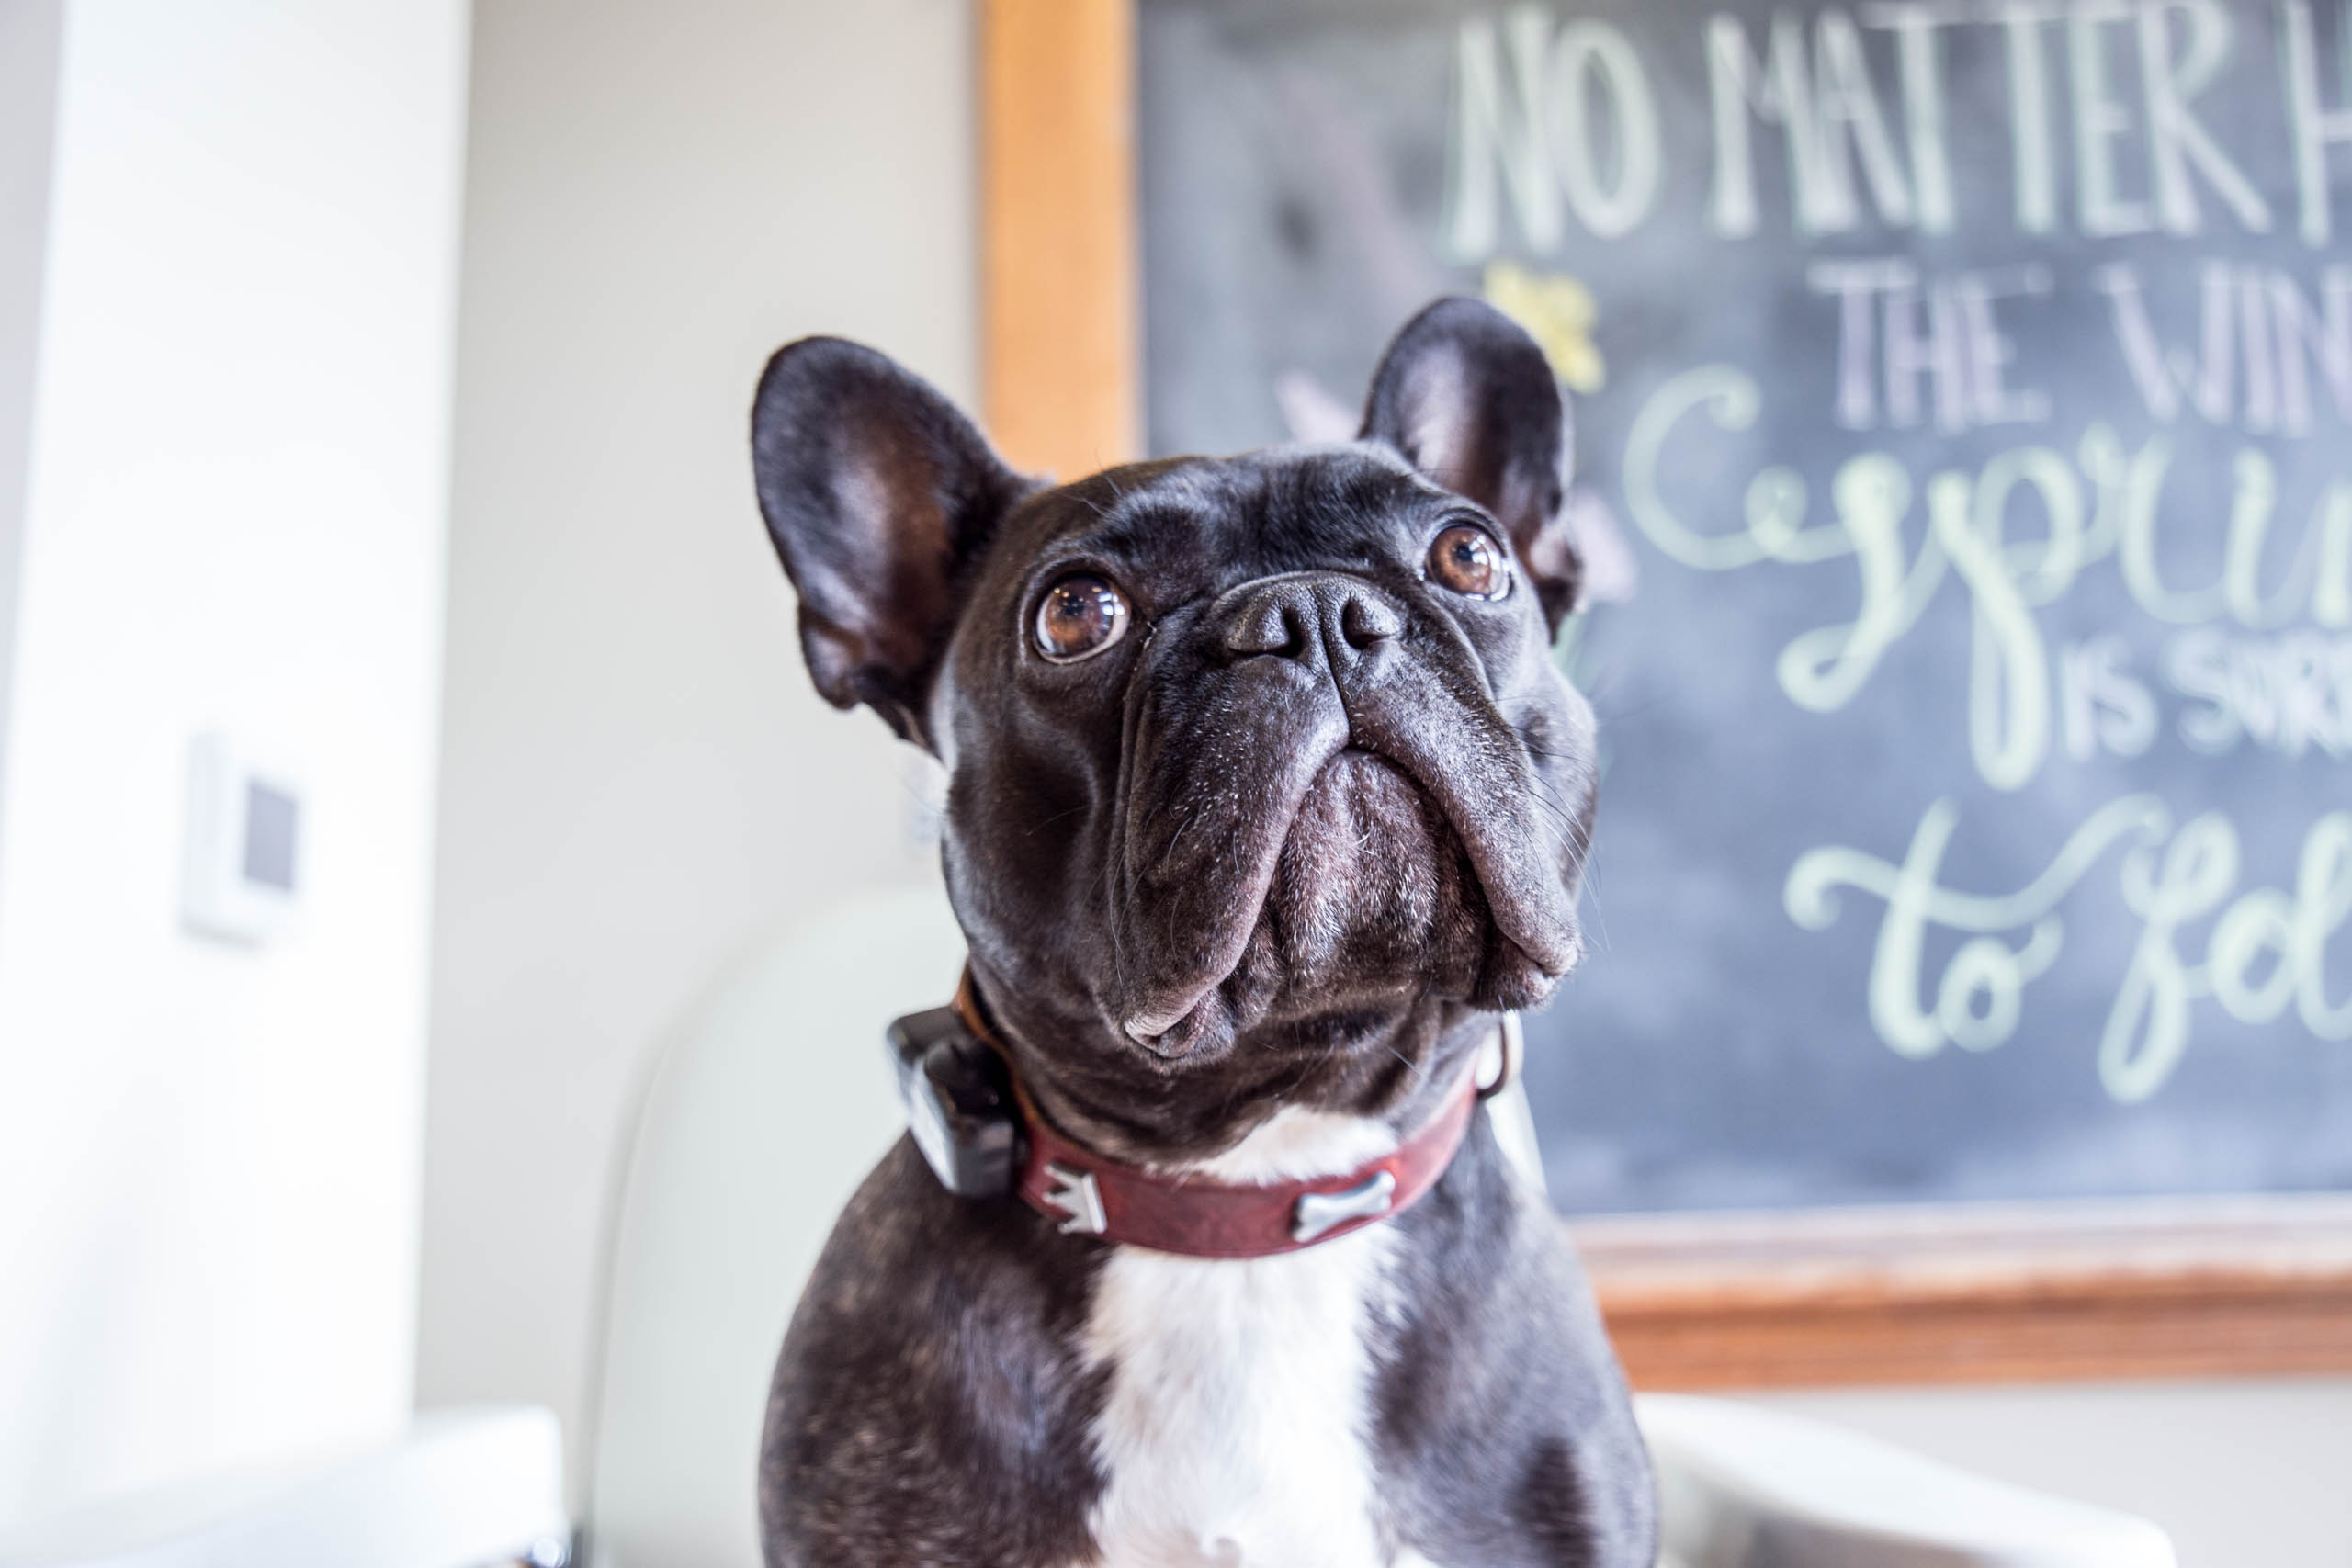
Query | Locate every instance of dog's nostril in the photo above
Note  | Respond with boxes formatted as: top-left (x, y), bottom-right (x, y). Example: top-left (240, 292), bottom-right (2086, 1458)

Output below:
top-left (1224, 594), bottom-right (1309, 658)
top-left (1340, 593), bottom-right (1401, 649)
top-left (1219, 577), bottom-right (1401, 661)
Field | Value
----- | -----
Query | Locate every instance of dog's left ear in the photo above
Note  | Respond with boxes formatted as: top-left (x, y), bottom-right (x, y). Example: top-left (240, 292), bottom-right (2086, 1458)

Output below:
top-left (1361, 297), bottom-right (1581, 630)
top-left (752, 337), bottom-right (1033, 749)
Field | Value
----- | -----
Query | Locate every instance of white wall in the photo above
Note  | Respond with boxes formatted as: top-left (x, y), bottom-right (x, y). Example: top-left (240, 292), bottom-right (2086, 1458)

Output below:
top-left (0, 0), bottom-right (63, 834)
top-left (418, 0), bottom-right (967, 1504)
top-left (0, 0), bottom-right (469, 1527)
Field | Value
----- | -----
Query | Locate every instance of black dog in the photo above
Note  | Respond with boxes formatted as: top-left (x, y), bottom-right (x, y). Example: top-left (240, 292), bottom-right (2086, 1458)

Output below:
top-left (749, 299), bottom-right (1654, 1568)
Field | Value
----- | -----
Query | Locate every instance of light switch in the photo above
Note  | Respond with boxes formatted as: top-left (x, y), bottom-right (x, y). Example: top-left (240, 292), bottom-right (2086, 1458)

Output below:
top-left (181, 732), bottom-right (301, 944)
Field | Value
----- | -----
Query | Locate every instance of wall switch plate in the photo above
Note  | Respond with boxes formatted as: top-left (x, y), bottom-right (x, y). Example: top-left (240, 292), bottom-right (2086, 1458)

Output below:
top-left (181, 732), bottom-right (302, 944)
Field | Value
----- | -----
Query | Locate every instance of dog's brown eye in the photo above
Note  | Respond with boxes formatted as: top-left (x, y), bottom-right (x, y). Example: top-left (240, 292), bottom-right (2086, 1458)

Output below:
top-left (1034, 572), bottom-right (1130, 662)
top-left (1426, 523), bottom-right (1510, 599)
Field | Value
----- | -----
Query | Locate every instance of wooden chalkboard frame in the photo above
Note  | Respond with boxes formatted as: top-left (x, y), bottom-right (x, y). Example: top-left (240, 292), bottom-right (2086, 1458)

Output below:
top-left (977, 0), bottom-right (2352, 1389)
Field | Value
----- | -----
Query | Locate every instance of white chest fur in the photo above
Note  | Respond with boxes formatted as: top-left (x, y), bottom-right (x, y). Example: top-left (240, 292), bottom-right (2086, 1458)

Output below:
top-left (1079, 1109), bottom-right (1406, 1568)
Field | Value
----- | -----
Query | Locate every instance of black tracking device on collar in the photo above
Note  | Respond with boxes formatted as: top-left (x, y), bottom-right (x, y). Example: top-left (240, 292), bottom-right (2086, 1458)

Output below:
top-left (886, 1006), bottom-right (1021, 1199)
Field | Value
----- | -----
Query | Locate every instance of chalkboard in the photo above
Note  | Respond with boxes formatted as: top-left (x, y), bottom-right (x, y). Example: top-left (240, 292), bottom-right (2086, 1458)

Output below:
top-left (1140, 0), bottom-right (2352, 1215)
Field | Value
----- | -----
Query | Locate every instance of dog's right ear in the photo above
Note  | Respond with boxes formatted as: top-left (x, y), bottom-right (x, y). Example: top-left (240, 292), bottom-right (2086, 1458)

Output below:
top-left (751, 338), bottom-right (1031, 748)
top-left (1360, 298), bottom-right (1581, 631)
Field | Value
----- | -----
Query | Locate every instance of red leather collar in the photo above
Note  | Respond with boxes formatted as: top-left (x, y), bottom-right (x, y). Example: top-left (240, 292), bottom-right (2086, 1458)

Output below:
top-left (954, 978), bottom-right (1513, 1260)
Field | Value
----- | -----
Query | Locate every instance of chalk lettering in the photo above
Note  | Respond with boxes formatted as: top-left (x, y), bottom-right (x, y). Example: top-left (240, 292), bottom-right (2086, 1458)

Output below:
top-left (1815, 261), bottom-right (2054, 432)
top-left (2164, 627), bottom-right (2352, 756)
top-left (1786, 795), bottom-right (2168, 1059)
top-left (2070, 0), bottom-right (2155, 236)
top-left (2267, 266), bottom-right (2352, 435)
top-left (1551, 21), bottom-right (1665, 238)
top-left (2283, 0), bottom-right (2352, 246)
top-left (2137, 0), bottom-right (2272, 234)
top-left (1444, 8), bottom-right (1561, 258)
top-left (2097, 260), bottom-right (2235, 424)
top-left (1957, 266), bottom-right (2055, 424)
top-left (2102, 811), bottom-right (2235, 1101)
top-left (1864, 2), bottom-right (1960, 231)
top-left (1996, 0), bottom-right (2066, 231)
top-left (2062, 635), bottom-right (2160, 760)
top-left (1792, 802), bottom-right (2352, 1098)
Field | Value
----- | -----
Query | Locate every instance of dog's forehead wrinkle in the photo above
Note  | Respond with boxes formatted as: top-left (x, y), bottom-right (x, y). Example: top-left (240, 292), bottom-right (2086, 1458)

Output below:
top-left (1022, 444), bottom-right (1436, 581)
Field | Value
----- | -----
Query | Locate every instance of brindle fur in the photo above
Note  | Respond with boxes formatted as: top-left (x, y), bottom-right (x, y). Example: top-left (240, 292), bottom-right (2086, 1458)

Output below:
top-left (750, 299), bottom-right (1655, 1566)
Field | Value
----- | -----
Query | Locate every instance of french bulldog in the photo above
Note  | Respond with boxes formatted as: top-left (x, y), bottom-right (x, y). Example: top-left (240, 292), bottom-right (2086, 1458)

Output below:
top-left (749, 299), bottom-right (1654, 1568)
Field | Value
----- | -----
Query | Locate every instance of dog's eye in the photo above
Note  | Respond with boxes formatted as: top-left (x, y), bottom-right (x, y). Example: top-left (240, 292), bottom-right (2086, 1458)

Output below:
top-left (1033, 572), bottom-right (1130, 662)
top-left (1425, 523), bottom-right (1510, 600)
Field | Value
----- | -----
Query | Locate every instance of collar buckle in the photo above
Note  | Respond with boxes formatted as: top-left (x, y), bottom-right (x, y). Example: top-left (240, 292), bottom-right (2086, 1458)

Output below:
top-left (1291, 1168), bottom-right (1398, 1244)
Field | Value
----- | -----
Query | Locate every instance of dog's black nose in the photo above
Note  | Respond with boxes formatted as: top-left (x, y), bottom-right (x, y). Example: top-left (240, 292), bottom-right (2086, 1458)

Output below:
top-left (1219, 573), bottom-right (1402, 662)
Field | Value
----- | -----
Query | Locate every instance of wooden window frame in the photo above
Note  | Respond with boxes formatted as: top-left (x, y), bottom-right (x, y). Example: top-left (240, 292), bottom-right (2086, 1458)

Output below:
top-left (977, 0), bottom-right (2352, 1390)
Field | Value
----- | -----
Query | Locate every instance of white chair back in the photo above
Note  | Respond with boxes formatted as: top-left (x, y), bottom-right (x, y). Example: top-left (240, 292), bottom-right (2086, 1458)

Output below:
top-left (582, 888), bottom-right (964, 1568)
